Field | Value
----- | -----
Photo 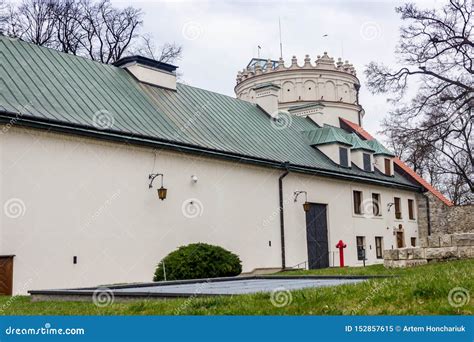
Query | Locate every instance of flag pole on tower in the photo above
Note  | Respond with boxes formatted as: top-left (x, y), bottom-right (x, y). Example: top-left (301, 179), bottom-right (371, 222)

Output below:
top-left (279, 17), bottom-right (283, 58)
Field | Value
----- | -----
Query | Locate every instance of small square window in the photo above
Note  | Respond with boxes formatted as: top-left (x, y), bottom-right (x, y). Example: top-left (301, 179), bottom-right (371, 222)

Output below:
top-left (394, 197), bottom-right (402, 219)
top-left (356, 236), bottom-right (366, 260)
top-left (372, 193), bottom-right (381, 216)
top-left (375, 237), bottom-right (383, 259)
top-left (353, 191), bottom-right (362, 215)
top-left (339, 147), bottom-right (349, 167)
top-left (408, 199), bottom-right (415, 220)
top-left (411, 237), bottom-right (417, 247)
top-left (384, 158), bottom-right (392, 175)
top-left (363, 153), bottom-right (371, 171)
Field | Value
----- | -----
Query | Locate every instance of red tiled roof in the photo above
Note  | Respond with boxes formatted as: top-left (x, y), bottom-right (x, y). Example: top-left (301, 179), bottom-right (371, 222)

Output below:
top-left (339, 118), bottom-right (453, 206)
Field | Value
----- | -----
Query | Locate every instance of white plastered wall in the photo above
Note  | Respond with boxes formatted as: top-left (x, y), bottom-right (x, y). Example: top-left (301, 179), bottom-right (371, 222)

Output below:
top-left (0, 126), bottom-right (418, 294)
top-left (283, 173), bottom-right (419, 268)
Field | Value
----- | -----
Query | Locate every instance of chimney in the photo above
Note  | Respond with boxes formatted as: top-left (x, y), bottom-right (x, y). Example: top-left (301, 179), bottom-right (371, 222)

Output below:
top-left (253, 83), bottom-right (280, 117)
top-left (114, 56), bottom-right (178, 90)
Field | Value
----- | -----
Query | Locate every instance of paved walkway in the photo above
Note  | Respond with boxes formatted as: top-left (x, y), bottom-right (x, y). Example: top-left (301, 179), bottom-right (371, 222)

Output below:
top-left (108, 278), bottom-right (365, 295)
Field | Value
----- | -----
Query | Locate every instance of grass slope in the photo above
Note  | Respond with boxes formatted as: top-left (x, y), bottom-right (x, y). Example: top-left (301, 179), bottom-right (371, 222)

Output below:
top-left (0, 259), bottom-right (472, 315)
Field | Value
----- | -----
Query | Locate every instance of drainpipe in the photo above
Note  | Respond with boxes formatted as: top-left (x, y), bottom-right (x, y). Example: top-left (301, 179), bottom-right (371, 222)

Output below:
top-left (279, 162), bottom-right (290, 270)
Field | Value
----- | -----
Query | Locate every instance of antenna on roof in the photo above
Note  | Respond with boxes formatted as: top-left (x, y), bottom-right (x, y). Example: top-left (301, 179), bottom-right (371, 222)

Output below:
top-left (279, 17), bottom-right (283, 58)
top-left (257, 45), bottom-right (261, 59)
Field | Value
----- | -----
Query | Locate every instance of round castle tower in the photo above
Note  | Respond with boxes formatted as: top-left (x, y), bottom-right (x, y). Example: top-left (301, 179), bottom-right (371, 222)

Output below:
top-left (235, 53), bottom-right (364, 127)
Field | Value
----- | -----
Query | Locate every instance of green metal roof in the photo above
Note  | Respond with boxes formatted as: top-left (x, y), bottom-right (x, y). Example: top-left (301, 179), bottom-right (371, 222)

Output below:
top-left (0, 36), bottom-right (415, 189)
top-left (367, 139), bottom-right (396, 156)
top-left (348, 133), bottom-right (375, 152)
top-left (302, 125), bottom-right (352, 146)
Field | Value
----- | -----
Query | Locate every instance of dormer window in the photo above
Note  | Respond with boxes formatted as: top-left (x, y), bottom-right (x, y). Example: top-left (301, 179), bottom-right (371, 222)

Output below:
top-left (339, 147), bottom-right (349, 167)
top-left (302, 125), bottom-right (352, 167)
top-left (366, 139), bottom-right (395, 176)
top-left (347, 133), bottom-right (374, 172)
top-left (363, 153), bottom-right (371, 171)
top-left (384, 158), bottom-right (392, 175)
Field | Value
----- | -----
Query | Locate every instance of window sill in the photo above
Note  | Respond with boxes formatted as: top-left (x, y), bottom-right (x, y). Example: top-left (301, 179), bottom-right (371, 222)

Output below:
top-left (352, 213), bottom-right (384, 219)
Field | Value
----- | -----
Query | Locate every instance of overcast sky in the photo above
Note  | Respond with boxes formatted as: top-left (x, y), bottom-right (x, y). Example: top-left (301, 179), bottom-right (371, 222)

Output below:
top-left (113, 0), bottom-right (440, 140)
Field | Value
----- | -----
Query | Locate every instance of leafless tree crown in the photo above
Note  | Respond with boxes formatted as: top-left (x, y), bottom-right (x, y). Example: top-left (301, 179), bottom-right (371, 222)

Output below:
top-left (365, 0), bottom-right (473, 205)
top-left (2, 0), bottom-right (182, 64)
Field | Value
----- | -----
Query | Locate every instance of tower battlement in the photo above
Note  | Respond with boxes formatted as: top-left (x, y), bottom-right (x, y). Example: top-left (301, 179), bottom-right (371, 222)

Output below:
top-left (236, 53), bottom-right (356, 84)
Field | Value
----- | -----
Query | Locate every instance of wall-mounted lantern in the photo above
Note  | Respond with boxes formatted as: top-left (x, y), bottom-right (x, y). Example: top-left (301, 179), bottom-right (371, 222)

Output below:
top-left (294, 190), bottom-right (311, 212)
top-left (149, 173), bottom-right (167, 200)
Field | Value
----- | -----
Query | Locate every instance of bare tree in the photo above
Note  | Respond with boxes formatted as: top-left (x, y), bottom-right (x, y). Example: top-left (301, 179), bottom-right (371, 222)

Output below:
top-left (365, 0), bottom-right (473, 204)
top-left (54, 0), bottom-right (83, 54)
top-left (135, 34), bottom-right (182, 63)
top-left (4, 0), bottom-right (182, 64)
top-left (7, 0), bottom-right (58, 46)
top-left (0, 0), bottom-right (9, 35)
top-left (75, 0), bottom-right (142, 63)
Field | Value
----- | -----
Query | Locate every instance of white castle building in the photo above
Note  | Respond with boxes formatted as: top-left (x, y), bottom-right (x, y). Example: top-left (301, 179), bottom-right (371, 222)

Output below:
top-left (0, 36), bottom-right (450, 295)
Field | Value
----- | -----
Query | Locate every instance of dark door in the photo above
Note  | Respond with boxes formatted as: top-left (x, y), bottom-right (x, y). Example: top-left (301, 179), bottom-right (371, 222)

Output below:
top-left (305, 203), bottom-right (329, 269)
top-left (396, 232), bottom-right (405, 248)
top-left (0, 256), bottom-right (14, 295)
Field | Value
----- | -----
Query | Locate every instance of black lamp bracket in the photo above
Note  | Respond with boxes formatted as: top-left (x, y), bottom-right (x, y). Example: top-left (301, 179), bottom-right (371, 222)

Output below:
top-left (149, 173), bottom-right (164, 189)
top-left (293, 190), bottom-right (308, 203)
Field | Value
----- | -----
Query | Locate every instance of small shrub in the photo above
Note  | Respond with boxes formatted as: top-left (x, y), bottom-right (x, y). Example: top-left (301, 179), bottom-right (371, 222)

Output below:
top-left (153, 243), bottom-right (242, 281)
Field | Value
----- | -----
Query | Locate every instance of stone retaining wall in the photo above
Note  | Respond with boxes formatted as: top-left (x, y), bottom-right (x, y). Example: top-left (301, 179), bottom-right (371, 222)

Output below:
top-left (384, 233), bottom-right (474, 268)
top-left (417, 192), bottom-right (474, 238)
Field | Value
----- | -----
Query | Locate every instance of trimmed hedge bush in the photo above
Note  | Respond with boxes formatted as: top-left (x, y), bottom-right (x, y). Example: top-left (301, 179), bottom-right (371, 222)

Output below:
top-left (153, 243), bottom-right (242, 281)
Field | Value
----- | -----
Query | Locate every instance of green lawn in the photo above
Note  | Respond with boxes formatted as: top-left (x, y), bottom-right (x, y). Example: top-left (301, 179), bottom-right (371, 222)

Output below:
top-left (0, 259), bottom-right (472, 315)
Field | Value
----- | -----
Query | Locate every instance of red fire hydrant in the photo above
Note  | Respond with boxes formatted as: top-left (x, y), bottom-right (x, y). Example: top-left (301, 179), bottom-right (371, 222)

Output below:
top-left (335, 240), bottom-right (347, 268)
